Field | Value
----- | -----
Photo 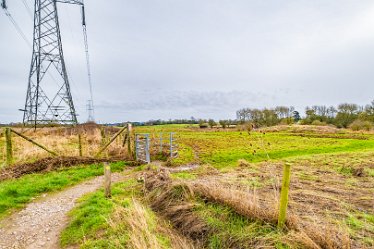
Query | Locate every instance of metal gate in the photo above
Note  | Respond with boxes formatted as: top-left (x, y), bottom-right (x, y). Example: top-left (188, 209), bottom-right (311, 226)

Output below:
top-left (158, 132), bottom-right (178, 158)
top-left (135, 133), bottom-right (150, 163)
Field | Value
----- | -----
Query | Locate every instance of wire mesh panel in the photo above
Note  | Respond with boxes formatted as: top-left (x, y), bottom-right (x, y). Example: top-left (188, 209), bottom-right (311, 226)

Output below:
top-left (157, 132), bottom-right (178, 158)
top-left (169, 132), bottom-right (178, 158)
top-left (135, 133), bottom-right (150, 163)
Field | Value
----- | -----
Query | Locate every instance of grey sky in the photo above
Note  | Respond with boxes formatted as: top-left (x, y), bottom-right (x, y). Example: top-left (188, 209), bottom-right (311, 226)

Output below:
top-left (1, 0), bottom-right (374, 123)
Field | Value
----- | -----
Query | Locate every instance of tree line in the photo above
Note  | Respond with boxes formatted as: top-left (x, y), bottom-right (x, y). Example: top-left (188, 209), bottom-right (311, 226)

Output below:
top-left (236, 106), bottom-right (298, 127)
top-left (236, 101), bottom-right (374, 130)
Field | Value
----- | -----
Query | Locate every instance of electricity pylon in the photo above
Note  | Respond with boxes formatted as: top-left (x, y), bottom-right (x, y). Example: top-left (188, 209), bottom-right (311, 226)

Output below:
top-left (22, 0), bottom-right (86, 127)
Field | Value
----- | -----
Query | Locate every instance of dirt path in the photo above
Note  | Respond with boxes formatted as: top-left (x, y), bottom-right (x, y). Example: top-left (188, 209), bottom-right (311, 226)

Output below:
top-left (0, 173), bottom-right (126, 249)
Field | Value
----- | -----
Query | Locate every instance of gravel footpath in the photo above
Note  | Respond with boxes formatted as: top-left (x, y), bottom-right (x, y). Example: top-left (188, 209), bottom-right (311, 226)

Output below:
top-left (0, 173), bottom-right (126, 249)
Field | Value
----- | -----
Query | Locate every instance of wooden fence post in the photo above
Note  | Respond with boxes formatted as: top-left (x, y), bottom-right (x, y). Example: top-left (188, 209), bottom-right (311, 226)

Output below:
top-left (100, 127), bottom-right (106, 145)
top-left (4, 128), bottom-right (13, 165)
top-left (78, 134), bottom-right (83, 157)
top-left (104, 163), bottom-right (111, 198)
top-left (278, 163), bottom-right (291, 229)
top-left (127, 123), bottom-right (133, 158)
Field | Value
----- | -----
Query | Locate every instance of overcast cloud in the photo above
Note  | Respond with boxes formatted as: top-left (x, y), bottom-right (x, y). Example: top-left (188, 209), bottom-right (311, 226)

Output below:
top-left (1, 0), bottom-right (374, 123)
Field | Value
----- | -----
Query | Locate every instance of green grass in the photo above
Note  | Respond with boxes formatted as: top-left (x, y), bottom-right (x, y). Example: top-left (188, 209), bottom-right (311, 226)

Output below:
top-left (194, 199), bottom-right (285, 249)
top-left (170, 171), bottom-right (197, 180)
top-left (135, 126), bottom-right (374, 168)
top-left (345, 211), bottom-right (374, 246)
top-left (61, 178), bottom-right (172, 248)
top-left (0, 162), bottom-right (126, 218)
top-left (60, 179), bottom-right (139, 247)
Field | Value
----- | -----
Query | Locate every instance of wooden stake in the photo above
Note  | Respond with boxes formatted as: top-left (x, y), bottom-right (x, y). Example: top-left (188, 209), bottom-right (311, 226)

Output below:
top-left (100, 127), bottom-right (106, 145)
top-left (127, 123), bottom-right (133, 159)
top-left (278, 163), bottom-right (291, 229)
top-left (10, 129), bottom-right (57, 156)
top-left (104, 163), bottom-right (111, 198)
top-left (78, 134), bottom-right (83, 157)
top-left (4, 128), bottom-right (13, 165)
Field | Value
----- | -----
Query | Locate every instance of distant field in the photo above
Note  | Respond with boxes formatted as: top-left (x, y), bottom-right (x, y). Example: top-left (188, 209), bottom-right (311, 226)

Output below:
top-left (136, 124), bottom-right (374, 168)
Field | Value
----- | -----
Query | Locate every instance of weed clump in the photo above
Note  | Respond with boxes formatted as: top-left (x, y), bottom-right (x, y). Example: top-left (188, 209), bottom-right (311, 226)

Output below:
top-left (237, 159), bottom-right (252, 167)
top-left (144, 170), bottom-right (210, 246)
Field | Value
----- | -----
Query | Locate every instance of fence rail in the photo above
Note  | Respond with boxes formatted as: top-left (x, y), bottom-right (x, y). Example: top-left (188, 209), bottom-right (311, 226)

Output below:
top-left (1, 124), bottom-right (134, 167)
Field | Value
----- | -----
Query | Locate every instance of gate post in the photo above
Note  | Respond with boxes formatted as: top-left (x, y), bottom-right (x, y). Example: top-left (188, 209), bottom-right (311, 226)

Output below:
top-left (278, 163), bottom-right (291, 229)
top-left (170, 132), bottom-right (173, 158)
top-left (4, 128), bottom-right (13, 165)
top-left (127, 123), bottom-right (133, 158)
top-left (135, 134), bottom-right (139, 161)
top-left (145, 134), bottom-right (150, 163)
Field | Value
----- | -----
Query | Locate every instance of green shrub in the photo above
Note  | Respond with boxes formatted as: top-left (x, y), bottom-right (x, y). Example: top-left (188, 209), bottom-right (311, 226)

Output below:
top-left (199, 123), bottom-right (209, 129)
top-left (311, 120), bottom-right (327, 126)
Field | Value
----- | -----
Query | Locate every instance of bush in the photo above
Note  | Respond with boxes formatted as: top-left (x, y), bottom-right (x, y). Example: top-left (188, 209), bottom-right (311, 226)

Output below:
top-left (199, 123), bottom-right (209, 129)
top-left (299, 119), bottom-right (310, 125)
top-left (279, 118), bottom-right (293, 125)
top-left (236, 122), bottom-right (254, 132)
top-left (349, 120), bottom-right (373, 131)
top-left (311, 120), bottom-right (327, 126)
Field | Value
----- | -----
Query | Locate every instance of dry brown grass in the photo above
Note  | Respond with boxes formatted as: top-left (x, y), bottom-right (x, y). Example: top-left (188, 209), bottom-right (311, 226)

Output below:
top-left (260, 124), bottom-right (341, 134)
top-left (108, 198), bottom-right (194, 249)
top-left (0, 156), bottom-right (129, 181)
top-left (144, 170), bottom-right (210, 247)
top-left (119, 198), bottom-right (164, 249)
top-left (1, 125), bottom-right (130, 166)
top-left (143, 170), bottom-right (351, 249)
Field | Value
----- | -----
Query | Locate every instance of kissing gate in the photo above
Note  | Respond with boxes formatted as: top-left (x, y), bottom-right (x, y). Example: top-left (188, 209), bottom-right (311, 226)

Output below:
top-left (135, 132), bottom-right (178, 163)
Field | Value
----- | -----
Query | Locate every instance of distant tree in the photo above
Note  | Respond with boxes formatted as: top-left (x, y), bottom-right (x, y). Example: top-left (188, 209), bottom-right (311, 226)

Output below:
top-left (335, 103), bottom-right (359, 128)
top-left (208, 119), bottom-right (216, 128)
top-left (305, 107), bottom-right (316, 117)
top-left (219, 120), bottom-right (228, 128)
top-left (293, 111), bottom-right (301, 122)
top-left (358, 100), bottom-right (374, 122)
top-left (327, 106), bottom-right (337, 118)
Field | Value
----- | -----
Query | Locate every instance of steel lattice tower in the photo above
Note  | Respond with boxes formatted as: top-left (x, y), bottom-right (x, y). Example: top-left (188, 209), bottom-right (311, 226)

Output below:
top-left (23, 0), bottom-right (85, 126)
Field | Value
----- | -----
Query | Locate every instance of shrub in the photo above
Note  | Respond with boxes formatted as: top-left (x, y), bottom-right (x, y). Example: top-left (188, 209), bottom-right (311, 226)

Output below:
top-left (280, 118), bottom-right (293, 125)
top-left (349, 120), bottom-right (373, 131)
top-left (311, 120), bottom-right (327, 126)
top-left (199, 123), bottom-right (209, 129)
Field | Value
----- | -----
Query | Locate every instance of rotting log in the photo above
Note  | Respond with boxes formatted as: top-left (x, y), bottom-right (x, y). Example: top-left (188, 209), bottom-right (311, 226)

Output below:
top-left (10, 129), bottom-right (58, 156)
top-left (95, 125), bottom-right (128, 157)
top-left (104, 162), bottom-right (111, 198)
top-left (4, 127), bottom-right (13, 165)
top-left (278, 163), bottom-right (291, 229)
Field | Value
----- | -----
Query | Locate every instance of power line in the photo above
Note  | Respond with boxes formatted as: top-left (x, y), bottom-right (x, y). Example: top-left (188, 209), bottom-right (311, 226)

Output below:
top-left (81, 4), bottom-right (95, 122)
top-left (1, 4), bottom-right (70, 92)
top-left (21, 0), bottom-right (33, 20)
top-left (2, 6), bottom-right (32, 49)
top-left (3, 0), bottom-right (94, 125)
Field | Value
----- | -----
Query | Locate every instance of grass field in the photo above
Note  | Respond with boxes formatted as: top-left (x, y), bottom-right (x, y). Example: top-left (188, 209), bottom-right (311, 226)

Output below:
top-left (1, 124), bottom-right (373, 248)
top-left (136, 124), bottom-right (374, 168)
